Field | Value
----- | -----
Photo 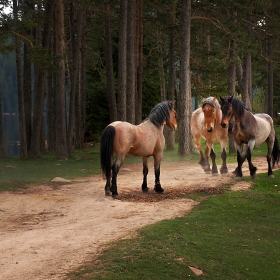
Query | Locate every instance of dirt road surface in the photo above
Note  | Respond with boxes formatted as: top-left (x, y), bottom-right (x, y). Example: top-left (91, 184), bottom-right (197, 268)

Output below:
top-left (0, 158), bottom-right (272, 279)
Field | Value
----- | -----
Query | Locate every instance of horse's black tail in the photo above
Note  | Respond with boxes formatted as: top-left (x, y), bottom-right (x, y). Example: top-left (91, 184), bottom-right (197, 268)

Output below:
top-left (100, 126), bottom-right (115, 179)
top-left (272, 135), bottom-right (280, 168)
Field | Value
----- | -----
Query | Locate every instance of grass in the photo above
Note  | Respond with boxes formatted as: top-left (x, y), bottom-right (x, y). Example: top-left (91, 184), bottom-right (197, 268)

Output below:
top-left (68, 171), bottom-right (280, 280)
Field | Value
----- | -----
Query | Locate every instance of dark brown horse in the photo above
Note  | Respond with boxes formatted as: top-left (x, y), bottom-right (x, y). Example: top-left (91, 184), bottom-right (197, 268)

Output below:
top-left (220, 95), bottom-right (280, 179)
top-left (100, 101), bottom-right (177, 198)
top-left (191, 97), bottom-right (229, 174)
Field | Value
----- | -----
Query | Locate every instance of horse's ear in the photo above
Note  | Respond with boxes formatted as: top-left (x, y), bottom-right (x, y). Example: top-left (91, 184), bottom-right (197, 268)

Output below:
top-left (229, 95), bottom-right (234, 103)
top-left (172, 100), bottom-right (176, 108)
top-left (202, 98), bottom-right (205, 103)
top-left (213, 97), bottom-right (216, 103)
top-left (220, 96), bottom-right (224, 102)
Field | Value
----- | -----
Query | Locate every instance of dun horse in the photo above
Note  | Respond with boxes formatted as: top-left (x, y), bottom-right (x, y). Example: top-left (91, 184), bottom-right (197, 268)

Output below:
top-left (220, 95), bottom-right (280, 178)
top-left (100, 101), bottom-right (177, 198)
top-left (191, 97), bottom-right (229, 174)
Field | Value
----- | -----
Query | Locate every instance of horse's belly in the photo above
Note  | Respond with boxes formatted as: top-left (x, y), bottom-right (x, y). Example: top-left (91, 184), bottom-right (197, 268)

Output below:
top-left (254, 117), bottom-right (272, 146)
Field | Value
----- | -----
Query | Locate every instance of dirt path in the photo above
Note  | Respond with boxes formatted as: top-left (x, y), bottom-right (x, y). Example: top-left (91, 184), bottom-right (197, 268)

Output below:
top-left (0, 159), bottom-right (272, 279)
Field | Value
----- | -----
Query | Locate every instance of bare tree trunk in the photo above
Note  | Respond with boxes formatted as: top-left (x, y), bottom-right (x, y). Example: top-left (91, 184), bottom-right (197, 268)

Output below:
top-left (46, 70), bottom-right (55, 152)
top-left (79, 13), bottom-right (87, 148)
top-left (13, 0), bottom-right (27, 158)
top-left (165, 3), bottom-right (177, 151)
top-left (29, 0), bottom-right (53, 157)
top-left (126, 0), bottom-right (136, 124)
top-left (54, 0), bottom-right (68, 159)
top-left (178, 0), bottom-right (192, 156)
top-left (158, 30), bottom-right (166, 101)
top-left (266, 38), bottom-right (274, 117)
top-left (135, 0), bottom-right (143, 125)
top-left (0, 91), bottom-right (6, 157)
top-left (104, 0), bottom-right (117, 122)
top-left (117, 0), bottom-right (127, 121)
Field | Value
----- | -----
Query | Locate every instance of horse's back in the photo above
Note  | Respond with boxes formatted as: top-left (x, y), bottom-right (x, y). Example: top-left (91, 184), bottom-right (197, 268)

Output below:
top-left (254, 113), bottom-right (275, 145)
top-left (109, 120), bottom-right (164, 157)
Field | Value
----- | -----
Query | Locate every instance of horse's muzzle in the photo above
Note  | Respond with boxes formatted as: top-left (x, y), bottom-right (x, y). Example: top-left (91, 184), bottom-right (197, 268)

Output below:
top-left (207, 127), bottom-right (213, 132)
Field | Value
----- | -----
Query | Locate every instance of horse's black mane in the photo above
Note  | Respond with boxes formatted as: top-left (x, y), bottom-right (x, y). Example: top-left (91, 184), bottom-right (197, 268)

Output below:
top-left (223, 96), bottom-right (245, 118)
top-left (147, 101), bottom-right (173, 127)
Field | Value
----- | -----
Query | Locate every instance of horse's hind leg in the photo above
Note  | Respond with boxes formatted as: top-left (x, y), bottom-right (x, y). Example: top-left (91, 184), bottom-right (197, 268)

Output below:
top-left (105, 177), bottom-right (111, 196)
top-left (142, 156), bottom-right (149, 192)
top-left (266, 137), bottom-right (274, 178)
top-left (111, 157), bottom-right (122, 198)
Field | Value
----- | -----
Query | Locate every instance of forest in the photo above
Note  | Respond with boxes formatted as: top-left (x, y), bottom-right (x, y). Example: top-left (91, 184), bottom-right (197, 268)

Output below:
top-left (0, 0), bottom-right (280, 158)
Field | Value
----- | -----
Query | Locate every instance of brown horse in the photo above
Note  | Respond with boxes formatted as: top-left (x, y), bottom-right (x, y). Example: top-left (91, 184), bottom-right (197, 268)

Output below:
top-left (100, 101), bottom-right (177, 198)
top-left (191, 97), bottom-right (229, 174)
top-left (220, 95), bottom-right (280, 178)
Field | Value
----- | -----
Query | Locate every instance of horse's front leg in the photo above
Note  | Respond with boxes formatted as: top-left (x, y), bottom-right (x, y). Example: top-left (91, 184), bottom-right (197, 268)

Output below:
top-left (153, 154), bottom-right (164, 193)
top-left (142, 156), bottom-right (149, 192)
top-left (247, 139), bottom-right (257, 179)
top-left (210, 148), bottom-right (218, 175)
top-left (220, 139), bottom-right (228, 174)
top-left (203, 145), bottom-right (211, 173)
top-left (236, 150), bottom-right (244, 178)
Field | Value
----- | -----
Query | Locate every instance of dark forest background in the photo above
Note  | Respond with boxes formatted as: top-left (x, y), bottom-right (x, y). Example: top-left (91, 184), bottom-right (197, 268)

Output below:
top-left (1, 0), bottom-right (280, 157)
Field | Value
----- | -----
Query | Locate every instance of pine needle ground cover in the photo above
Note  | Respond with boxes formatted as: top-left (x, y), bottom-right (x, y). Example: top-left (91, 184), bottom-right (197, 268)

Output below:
top-left (69, 171), bottom-right (280, 280)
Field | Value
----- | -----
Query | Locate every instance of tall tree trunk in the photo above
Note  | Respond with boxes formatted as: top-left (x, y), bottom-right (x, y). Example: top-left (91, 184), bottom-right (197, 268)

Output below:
top-left (46, 70), bottom-right (55, 152)
top-left (178, 0), bottom-right (192, 156)
top-left (266, 38), bottom-right (274, 117)
top-left (135, 0), bottom-right (143, 125)
top-left (74, 8), bottom-right (87, 149)
top-left (104, 0), bottom-right (117, 122)
top-left (228, 39), bottom-right (237, 154)
top-left (29, 0), bottom-right (53, 157)
top-left (23, 0), bottom-right (33, 152)
top-left (79, 12), bottom-right (87, 148)
top-left (54, 0), bottom-right (68, 159)
top-left (13, 0), bottom-right (27, 158)
top-left (157, 30), bottom-right (166, 101)
top-left (117, 0), bottom-right (127, 121)
top-left (126, 0), bottom-right (136, 124)
top-left (0, 91), bottom-right (6, 157)
top-left (165, 3), bottom-right (177, 151)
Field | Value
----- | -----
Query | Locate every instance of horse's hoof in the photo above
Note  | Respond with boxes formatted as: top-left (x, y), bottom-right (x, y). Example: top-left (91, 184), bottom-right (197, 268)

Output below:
top-left (154, 186), bottom-right (164, 193)
top-left (205, 170), bottom-right (212, 174)
top-left (212, 173), bottom-right (219, 177)
top-left (220, 169), bottom-right (228, 174)
top-left (268, 174), bottom-right (274, 178)
top-left (235, 176), bottom-right (242, 180)
top-left (105, 191), bottom-right (111, 196)
top-left (112, 194), bottom-right (120, 200)
top-left (142, 187), bottom-right (149, 193)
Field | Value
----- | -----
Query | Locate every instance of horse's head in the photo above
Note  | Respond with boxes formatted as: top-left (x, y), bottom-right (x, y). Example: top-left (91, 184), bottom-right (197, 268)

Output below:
top-left (220, 95), bottom-right (234, 128)
top-left (202, 98), bottom-right (217, 132)
top-left (166, 101), bottom-right (177, 131)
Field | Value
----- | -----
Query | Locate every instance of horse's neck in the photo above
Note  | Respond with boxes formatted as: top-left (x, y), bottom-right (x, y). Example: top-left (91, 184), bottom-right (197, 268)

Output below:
top-left (140, 120), bottom-right (164, 132)
top-left (215, 108), bottom-right (222, 124)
